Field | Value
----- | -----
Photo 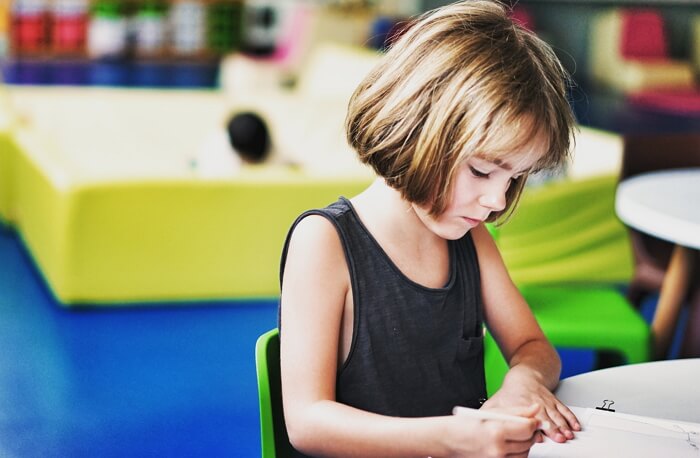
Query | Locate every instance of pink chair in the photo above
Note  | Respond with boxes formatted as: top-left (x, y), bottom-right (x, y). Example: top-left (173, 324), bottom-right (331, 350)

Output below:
top-left (620, 10), bottom-right (668, 61)
top-left (627, 89), bottom-right (700, 115)
top-left (511, 5), bottom-right (536, 32)
top-left (618, 10), bottom-right (700, 115)
top-left (590, 8), bottom-right (695, 93)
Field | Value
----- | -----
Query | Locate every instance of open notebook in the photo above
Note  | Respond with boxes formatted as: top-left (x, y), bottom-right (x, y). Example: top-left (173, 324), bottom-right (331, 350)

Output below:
top-left (531, 406), bottom-right (700, 457)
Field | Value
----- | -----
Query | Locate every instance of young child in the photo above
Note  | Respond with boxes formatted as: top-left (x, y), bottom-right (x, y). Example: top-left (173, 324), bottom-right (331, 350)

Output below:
top-left (279, 1), bottom-right (580, 456)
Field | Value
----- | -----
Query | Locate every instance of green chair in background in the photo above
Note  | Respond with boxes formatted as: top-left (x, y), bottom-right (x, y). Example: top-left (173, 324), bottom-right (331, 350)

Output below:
top-left (498, 174), bottom-right (634, 285)
top-left (484, 175), bottom-right (651, 395)
top-left (255, 328), bottom-right (294, 458)
top-left (484, 285), bottom-right (650, 396)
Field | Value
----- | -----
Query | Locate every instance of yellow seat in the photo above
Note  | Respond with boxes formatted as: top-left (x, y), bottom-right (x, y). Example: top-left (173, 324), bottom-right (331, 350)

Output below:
top-left (1, 87), bottom-right (372, 305)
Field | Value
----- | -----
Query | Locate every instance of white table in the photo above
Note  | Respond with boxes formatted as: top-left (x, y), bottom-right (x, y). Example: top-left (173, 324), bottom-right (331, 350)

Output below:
top-left (616, 168), bottom-right (700, 358)
top-left (616, 168), bottom-right (700, 251)
top-left (555, 359), bottom-right (700, 423)
top-left (531, 360), bottom-right (700, 457)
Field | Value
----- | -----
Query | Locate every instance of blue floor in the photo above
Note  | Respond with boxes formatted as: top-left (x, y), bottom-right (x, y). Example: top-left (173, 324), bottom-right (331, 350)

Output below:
top-left (0, 225), bottom-right (277, 457)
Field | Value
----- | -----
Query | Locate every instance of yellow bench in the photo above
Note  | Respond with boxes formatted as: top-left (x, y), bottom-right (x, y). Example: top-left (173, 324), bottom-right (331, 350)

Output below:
top-left (0, 86), bottom-right (372, 305)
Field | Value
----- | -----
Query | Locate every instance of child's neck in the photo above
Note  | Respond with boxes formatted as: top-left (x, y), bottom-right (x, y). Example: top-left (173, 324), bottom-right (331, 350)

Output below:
top-left (351, 179), bottom-right (451, 289)
top-left (352, 178), bottom-right (444, 247)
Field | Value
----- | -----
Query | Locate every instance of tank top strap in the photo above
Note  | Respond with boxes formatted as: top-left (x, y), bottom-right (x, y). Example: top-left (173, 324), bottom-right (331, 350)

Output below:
top-left (454, 230), bottom-right (485, 334)
top-left (279, 197), bottom-right (359, 292)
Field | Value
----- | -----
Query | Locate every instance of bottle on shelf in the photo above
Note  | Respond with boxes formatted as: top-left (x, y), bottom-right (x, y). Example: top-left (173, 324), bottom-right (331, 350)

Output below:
top-left (133, 1), bottom-right (167, 58)
top-left (10, 0), bottom-right (50, 56)
top-left (87, 0), bottom-right (128, 59)
top-left (169, 0), bottom-right (206, 57)
top-left (52, 0), bottom-right (89, 56)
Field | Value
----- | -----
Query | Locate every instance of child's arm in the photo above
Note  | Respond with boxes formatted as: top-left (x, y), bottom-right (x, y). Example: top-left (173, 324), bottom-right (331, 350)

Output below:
top-left (280, 215), bottom-right (541, 457)
top-left (471, 224), bottom-right (581, 443)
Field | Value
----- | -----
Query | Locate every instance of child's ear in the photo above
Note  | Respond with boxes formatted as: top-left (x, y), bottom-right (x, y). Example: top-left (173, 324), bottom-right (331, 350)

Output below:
top-left (226, 111), bottom-right (271, 164)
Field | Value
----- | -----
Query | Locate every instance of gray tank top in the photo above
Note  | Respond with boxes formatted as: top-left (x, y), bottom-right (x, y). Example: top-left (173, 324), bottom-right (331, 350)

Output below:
top-left (280, 197), bottom-right (487, 421)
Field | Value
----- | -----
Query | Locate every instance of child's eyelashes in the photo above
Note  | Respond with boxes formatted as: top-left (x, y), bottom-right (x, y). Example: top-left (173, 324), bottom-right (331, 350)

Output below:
top-left (469, 166), bottom-right (490, 178)
top-left (469, 162), bottom-right (528, 181)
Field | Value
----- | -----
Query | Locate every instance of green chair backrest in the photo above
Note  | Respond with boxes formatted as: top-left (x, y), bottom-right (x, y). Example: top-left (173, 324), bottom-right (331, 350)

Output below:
top-left (483, 175), bottom-right (650, 394)
top-left (255, 328), bottom-right (294, 458)
top-left (498, 174), bottom-right (634, 285)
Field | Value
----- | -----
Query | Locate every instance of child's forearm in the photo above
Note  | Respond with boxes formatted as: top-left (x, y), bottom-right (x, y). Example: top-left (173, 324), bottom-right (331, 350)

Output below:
top-left (505, 338), bottom-right (561, 390)
top-left (288, 400), bottom-right (453, 458)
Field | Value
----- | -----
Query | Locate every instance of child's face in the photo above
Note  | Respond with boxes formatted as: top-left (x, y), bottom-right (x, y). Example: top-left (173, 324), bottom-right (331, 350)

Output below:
top-left (413, 142), bottom-right (545, 240)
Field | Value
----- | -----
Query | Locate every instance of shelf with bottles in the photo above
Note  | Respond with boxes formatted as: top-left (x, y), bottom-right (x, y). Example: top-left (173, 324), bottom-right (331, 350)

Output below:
top-left (8, 0), bottom-right (245, 60)
top-left (2, 0), bottom-right (251, 87)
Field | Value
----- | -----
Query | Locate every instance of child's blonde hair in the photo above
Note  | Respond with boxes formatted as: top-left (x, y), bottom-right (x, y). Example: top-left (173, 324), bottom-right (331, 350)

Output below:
top-left (346, 0), bottom-right (576, 221)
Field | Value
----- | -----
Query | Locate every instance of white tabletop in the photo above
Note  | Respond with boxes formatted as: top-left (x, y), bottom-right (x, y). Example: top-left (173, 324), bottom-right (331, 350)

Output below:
top-left (554, 359), bottom-right (700, 423)
top-left (615, 168), bottom-right (700, 250)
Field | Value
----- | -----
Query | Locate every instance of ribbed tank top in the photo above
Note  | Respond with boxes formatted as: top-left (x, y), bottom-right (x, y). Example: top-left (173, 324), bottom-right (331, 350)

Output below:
top-left (279, 197), bottom-right (487, 453)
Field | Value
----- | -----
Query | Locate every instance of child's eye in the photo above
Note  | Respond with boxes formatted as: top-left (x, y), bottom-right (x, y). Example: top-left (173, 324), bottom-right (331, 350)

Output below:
top-left (470, 166), bottom-right (490, 178)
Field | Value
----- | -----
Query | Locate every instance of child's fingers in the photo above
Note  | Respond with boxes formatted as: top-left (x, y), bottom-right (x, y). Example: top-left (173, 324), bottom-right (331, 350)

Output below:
top-left (504, 403), bottom-right (540, 419)
top-left (537, 431), bottom-right (545, 443)
top-left (539, 416), bottom-right (568, 443)
top-left (557, 403), bottom-right (581, 431)
top-left (497, 417), bottom-right (540, 442)
top-left (503, 431), bottom-right (539, 455)
top-left (542, 404), bottom-right (578, 440)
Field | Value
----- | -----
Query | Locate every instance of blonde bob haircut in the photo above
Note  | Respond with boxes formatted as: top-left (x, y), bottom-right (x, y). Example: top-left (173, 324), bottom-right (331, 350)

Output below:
top-left (346, 0), bottom-right (576, 221)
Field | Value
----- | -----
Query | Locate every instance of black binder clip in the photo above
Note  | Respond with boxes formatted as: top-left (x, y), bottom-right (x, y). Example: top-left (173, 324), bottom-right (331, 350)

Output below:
top-left (596, 399), bottom-right (615, 412)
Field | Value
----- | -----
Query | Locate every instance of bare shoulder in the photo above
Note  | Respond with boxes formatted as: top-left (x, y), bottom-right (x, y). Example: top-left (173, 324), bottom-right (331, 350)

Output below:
top-left (279, 213), bottom-right (351, 423)
top-left (282, 213), bottom-right (349, 311)
top-left (285, 214), bottom-right (345, 270)
top-left (287, 214), bottom-right (340, 250)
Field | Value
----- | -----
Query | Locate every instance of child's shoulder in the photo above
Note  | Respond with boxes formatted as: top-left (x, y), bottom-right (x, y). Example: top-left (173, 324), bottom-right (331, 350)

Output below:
top-left (289, 213), bottom-right (338, 248)
top-left (291, 197), bottom-right (353, 232)
top-left (287, 198), bottom-right (353, 251)
top-left (319, 197), bottom-right (354, 219)
top-left (283, 207), bottom-right (349, 284)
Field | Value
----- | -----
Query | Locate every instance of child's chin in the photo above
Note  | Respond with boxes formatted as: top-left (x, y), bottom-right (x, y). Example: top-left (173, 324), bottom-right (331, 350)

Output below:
top-left (438, 227), bottom-right (471, 241)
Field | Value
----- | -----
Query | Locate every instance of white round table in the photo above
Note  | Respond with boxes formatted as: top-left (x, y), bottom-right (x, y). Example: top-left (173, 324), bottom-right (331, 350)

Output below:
top-left (615, 168), bottom-right (700, 358)
top-left (531, 360), bottom-right (700, 457)
top-left (555, 359), bottom-right (700, 423)
top-left (616, 168), bottom-right (700, 250)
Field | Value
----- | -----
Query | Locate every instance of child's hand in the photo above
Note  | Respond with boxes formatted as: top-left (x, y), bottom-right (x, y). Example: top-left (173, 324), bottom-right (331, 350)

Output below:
top-left (443, 403), bottom-right (541, 457)
top-left (483, 370), bottom-right (581, 443)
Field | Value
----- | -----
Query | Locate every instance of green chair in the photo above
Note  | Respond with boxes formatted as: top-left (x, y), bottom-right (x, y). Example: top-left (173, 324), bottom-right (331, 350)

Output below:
top-left (484, 285), bottom-right (650, 395)
top-left (498, 174), bottom-right (634, 285)
top-left (255, 328), bottom-right (294, 458)
top-left (484, 175), bottom-right (651, 395)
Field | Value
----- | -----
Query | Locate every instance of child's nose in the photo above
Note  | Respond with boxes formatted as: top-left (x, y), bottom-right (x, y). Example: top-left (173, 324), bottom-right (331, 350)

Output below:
top-left (479, 187), bottom-right (507, 212)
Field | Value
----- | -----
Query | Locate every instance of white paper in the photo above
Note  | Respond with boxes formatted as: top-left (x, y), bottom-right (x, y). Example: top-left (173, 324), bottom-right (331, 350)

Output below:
top-left (531, 406), bottom-right (700, 457)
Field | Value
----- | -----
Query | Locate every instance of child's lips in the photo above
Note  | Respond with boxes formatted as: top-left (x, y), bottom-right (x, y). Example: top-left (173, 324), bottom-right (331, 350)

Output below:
top-left (462, 217), bottom-right (483, 227)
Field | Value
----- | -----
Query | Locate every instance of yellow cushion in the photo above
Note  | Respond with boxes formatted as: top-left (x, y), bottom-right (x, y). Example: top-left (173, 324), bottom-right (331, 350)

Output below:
top-left (0, 88), bottom-right (16, 223)
top-left (3, 86), bottom-right (372, 304)
top-left (498, 174), bottom-right (634, 285)
top-left (0, 134), bottom-right (15, 224)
